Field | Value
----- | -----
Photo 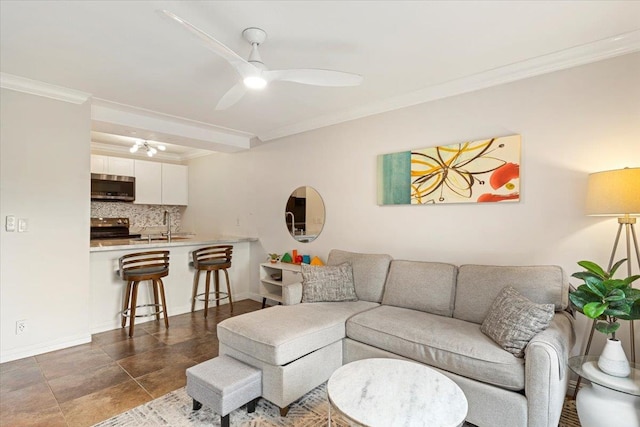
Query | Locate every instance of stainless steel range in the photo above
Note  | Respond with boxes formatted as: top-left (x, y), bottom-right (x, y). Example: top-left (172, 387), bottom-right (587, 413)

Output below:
top-left (90, 217), bottom-right (141, 240)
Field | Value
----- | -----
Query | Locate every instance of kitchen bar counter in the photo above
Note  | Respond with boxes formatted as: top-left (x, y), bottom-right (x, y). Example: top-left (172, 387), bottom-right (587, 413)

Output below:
top-left (90, 235), bottom-right (258, 333)
top-left (90, 235), bottom-right (257, 252)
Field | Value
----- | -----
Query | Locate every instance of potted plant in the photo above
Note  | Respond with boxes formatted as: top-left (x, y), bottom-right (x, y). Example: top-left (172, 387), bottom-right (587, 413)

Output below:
top-left (268, 253), bottom-right (280, 263)
top-left (569, 258), bottom-right (640, 376)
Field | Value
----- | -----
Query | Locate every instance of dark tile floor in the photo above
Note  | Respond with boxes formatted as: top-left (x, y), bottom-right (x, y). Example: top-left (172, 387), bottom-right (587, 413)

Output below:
top-left (0, 299), bottom-right (263, 427)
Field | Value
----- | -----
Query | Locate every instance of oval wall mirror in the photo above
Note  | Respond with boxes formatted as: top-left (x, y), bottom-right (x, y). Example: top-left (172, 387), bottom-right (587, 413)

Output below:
top-left (284, 186), bottom-right (325, 243)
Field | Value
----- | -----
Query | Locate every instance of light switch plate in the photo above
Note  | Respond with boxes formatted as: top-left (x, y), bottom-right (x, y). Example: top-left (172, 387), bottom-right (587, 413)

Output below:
top-left (5, 215), bottom-right (16, 232)
top-left (18, 218), bottom-right (28, 232)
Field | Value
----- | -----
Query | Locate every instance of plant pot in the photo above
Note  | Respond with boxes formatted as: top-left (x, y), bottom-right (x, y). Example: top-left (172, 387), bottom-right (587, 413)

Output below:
top-left (598, 338), bottom-right (631, 377)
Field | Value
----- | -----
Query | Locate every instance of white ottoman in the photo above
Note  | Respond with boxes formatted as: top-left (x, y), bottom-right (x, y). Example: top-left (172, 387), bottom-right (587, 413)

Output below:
top-left (186, 355), bottom-right (262, 427)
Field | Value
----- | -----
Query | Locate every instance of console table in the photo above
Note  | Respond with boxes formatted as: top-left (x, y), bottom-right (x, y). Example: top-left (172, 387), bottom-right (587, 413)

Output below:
top-left (568, 355), bottom-right (640, 427)
top-left (327, 358), bottom-right (468, 427)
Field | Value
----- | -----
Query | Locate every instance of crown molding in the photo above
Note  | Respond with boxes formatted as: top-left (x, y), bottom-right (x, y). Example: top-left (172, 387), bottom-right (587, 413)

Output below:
top-left (0, 72), bottom-right (91, 104)
top-left (259, 30), bottom-right (640, 142)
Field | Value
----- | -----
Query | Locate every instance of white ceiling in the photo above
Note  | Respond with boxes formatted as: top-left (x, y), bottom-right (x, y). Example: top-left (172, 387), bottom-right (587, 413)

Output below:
top-left (1, 1), bottom-right (639, 158)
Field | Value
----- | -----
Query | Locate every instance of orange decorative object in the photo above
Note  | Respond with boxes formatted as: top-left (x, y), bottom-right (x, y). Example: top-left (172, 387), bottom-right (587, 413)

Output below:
top-left (292, 249), bottom-right (298, 263)
top-left (310, 256), bottom-right (324, 266)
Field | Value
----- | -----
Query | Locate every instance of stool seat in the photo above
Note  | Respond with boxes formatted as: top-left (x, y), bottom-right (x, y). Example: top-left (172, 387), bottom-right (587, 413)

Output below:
top-left (191, 245), bottom-right (234, 317)
top-left (118, 250), bottom-right (170, 337)
top-left (186, 355), bottom-right (261, 427)
top-left (121, 266), bottom-right (168, 279)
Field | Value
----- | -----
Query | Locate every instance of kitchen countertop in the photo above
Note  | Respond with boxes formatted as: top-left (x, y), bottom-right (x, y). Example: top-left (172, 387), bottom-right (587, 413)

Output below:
top-left (90, 235), bottom-right (258, 252)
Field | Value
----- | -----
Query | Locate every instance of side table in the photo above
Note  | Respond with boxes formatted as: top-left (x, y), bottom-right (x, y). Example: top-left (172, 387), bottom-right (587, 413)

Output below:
top-left (568, 355), bottom-right (640, 427)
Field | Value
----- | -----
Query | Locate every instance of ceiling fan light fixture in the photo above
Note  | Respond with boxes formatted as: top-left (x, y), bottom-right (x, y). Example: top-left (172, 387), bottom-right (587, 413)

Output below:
top-left (243, 75), bottom-right (267, 90)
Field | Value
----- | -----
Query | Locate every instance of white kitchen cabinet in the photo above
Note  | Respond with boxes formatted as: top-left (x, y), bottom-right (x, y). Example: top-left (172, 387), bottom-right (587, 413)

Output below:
top-left (161, 163), bottom-right (188, 206)
top-left (134, 160), bottom-right (188, 206)
top-left (133, 159), bottom-right (162, 205)
top-left (90, 155), bottom-right (134, 176)
top-left (259, 262), bottom-right (302, 307)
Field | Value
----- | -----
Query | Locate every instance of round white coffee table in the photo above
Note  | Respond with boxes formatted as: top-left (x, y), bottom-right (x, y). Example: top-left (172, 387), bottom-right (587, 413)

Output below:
top-left (327, 358), bottom-right (468, 427)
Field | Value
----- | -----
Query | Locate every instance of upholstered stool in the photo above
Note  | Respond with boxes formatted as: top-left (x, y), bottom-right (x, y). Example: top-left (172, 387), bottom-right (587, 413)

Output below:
top-left (186, 355), bottom-right (261, 427)
top-left (191, 245), bottom-right (233, 317)
top-left (118, 250), bottom-right (170, 337)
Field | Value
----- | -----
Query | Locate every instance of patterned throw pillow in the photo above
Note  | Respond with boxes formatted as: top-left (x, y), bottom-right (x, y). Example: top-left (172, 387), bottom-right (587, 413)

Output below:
top-left (480, 286), bottom-right (555, 357)
top-left (301, 263), bottom-right (358, 303)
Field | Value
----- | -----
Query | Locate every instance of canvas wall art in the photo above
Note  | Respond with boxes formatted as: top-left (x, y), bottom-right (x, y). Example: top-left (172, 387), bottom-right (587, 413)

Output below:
top-left (377, 135), bottom-right (521, 205)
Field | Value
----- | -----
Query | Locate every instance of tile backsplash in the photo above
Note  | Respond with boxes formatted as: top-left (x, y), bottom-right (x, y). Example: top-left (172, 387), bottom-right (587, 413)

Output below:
top-left (91, 202), bottom-right (185, 234)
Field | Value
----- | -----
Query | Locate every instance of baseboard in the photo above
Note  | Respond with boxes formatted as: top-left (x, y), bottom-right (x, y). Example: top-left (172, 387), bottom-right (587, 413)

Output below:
top-left (0, 333), bottom-right (92, 364)
top-left (4, 294), bottom-right (263, 363)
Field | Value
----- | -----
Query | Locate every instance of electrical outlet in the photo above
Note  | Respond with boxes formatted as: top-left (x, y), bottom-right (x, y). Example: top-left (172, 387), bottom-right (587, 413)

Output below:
top-left (16, 320), bottom-right (27, 335)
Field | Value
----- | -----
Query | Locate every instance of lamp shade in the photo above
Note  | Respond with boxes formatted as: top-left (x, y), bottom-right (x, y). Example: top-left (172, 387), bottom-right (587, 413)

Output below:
top-left (586, 167), bottom-right (640, 216)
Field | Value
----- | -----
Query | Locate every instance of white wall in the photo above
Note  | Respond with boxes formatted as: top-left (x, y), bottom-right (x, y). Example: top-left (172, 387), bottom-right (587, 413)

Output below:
top-left (185, 53), bottom-right (640, 358)
top-left (0, 89), bottom-right (91, 362)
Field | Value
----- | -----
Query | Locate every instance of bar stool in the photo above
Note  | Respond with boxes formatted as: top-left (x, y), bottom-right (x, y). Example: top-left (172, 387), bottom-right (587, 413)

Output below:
top-left (118, 250), bottom-right (170, 337)
top-left (191, 245), bottom-right (233, 318)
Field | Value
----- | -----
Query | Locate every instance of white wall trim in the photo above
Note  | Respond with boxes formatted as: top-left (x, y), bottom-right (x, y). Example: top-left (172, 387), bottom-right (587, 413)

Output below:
top-left (0, 333), bottom-right (92, 364)
top-left (259, 30), bottom-right (640, 141)
top-left (0, 72), bottom-right (91, 104)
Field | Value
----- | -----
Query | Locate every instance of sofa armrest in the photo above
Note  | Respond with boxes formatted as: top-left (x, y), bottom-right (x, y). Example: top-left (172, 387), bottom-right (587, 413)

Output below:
top-left (524, 311), bottom-right (575, 427)
top-left (282, 282), bottom-right (303, 305)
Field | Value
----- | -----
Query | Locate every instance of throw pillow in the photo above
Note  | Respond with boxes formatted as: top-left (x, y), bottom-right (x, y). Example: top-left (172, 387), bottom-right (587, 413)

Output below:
top-left (480, 286), bottom-right (554, 357)
top-left (301, 263), bottom-right (358, 303)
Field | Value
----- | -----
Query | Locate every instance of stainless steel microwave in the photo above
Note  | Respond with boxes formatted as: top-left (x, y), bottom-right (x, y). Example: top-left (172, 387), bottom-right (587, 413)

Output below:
top-left (91, 174), bottom-right (135, 202)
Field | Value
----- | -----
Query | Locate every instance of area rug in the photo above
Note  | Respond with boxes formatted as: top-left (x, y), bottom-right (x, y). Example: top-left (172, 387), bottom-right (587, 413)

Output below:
top-left (94, 383), bottom-right (581, 426)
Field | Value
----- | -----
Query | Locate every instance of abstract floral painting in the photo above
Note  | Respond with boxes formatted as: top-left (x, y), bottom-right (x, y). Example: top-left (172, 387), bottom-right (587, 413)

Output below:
top-left (377, 135), bottom-right (521, 205)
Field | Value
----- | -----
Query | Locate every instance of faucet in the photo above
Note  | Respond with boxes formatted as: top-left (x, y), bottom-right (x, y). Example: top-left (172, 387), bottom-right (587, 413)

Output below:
top-left (285, 211), bottom-right (295, 234)
top-left (163, 210), bottom-right (172, 242)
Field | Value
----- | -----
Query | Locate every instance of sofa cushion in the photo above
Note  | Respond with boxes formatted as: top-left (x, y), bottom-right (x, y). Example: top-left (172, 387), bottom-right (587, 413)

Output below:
top-left (382, 260), bottom-right (457, 317)
top-left (301, 263), bottom-right (358, 303)
top-left (347, 305), bottom-right (525, 390)
top-left (453, 265), bottom-right (568, 325)
top-left (481, 286), bottom-right (555, 357)
top-left (217, 301), bottom-right (379, 366)
top-left (327, 249), bottom-right (393, 303)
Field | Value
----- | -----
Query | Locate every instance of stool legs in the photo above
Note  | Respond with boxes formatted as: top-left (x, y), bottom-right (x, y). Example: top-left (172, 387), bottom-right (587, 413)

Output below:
top-left (128, 281), bottom-right (140, 337)
top-left (192, 267), bottom-right (233, 317)
top-left (191, 270), bottom-right (200, 312)
top-left (121, 279), bottom-right (169, 338)
top-left (223, 268), bottom-right (233, 312)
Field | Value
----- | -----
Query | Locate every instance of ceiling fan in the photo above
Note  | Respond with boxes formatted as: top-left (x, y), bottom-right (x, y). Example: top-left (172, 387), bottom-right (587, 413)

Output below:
top-left (159, 10), bottom-right (363, 110)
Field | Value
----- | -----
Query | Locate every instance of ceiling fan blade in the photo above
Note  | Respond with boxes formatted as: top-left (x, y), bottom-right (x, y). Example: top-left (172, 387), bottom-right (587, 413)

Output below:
top-left (265, 69), bottom-right (363, 87)
top-left (215, 82), bottom-right (247, 110)
top-left (158, 10), bottom-right (257, 78)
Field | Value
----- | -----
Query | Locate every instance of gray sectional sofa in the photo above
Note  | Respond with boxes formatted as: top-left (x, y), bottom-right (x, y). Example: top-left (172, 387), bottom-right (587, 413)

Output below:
top-left (217, 249), bottom-right (575, 426)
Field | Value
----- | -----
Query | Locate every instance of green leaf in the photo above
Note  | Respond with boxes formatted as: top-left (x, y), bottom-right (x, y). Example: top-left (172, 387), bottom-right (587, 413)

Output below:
top-left (623, 274), bottom-right (640, 286)
top-left (571, 271), bottom-right (600, 281)
top-left (578, 260), bottom-right (607, 279)
top-left (618, 300), bottom-right (640, 321)
top-left (584, 276), bottom-right (606, 298)
top-left (569, 288), bottom-right (602, 310)
top-left (595, 321), bottom-right (620, 335)
top-left (603, 279), bottom-right (628, 291)
top-left (604, 289), bottom-right (626, 302)
top-left (608, 258), bottom-right (628, 278)
top-left (583, 302), bottom-right (608, 319)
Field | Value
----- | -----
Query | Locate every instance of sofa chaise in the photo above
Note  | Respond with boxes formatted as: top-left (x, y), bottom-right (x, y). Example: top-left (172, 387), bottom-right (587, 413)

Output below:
top-left (217, 249), bottom-right (575, 426)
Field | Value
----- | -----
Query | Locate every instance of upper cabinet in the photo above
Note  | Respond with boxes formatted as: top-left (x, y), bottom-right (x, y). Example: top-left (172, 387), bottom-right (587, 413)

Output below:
top-left (161, 163), bottom-right (188, 206)
top-left (134, 159), bottom-right (188, 206)
top-left (90, 154), bottom-right (134, 176)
